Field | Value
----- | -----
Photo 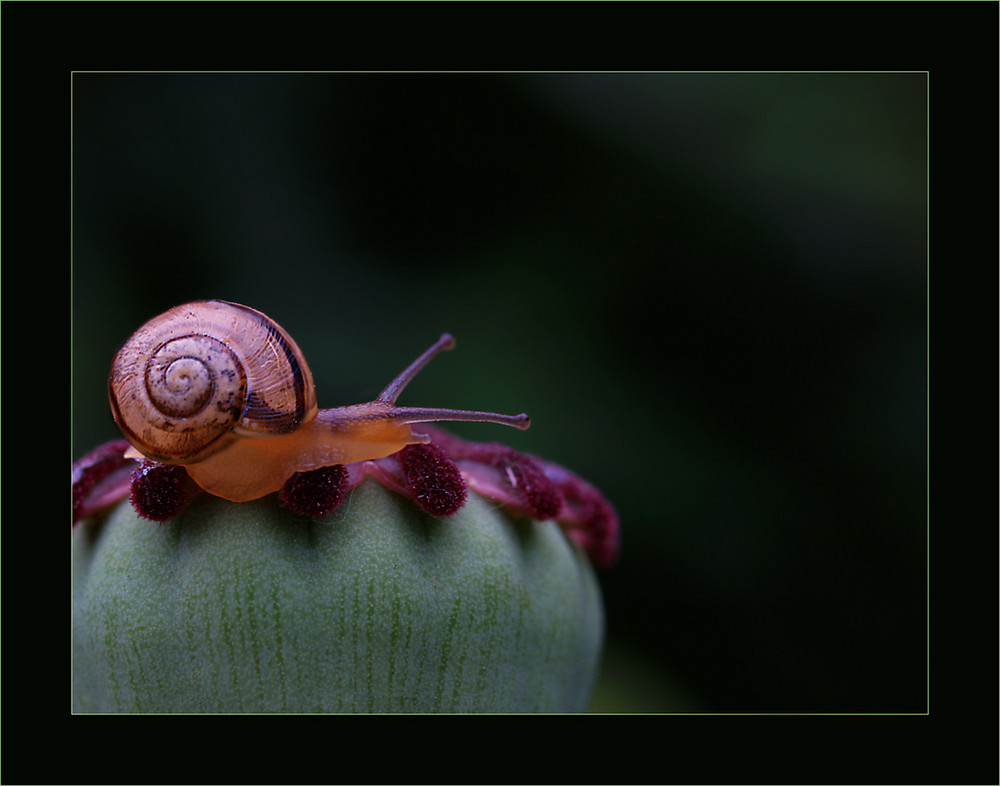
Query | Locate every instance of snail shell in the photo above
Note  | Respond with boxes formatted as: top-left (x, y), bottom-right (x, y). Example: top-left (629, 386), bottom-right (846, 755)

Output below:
top-left (109, 300), bottom-right (317, 465)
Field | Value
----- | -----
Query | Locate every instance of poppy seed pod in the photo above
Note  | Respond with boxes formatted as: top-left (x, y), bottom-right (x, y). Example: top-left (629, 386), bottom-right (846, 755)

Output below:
top-left (72, 480), bottom-right (605, 713)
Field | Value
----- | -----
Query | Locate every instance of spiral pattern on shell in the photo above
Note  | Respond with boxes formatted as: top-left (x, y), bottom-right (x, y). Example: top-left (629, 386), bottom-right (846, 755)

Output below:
top-left (109, 300), bottom-right (318, 464)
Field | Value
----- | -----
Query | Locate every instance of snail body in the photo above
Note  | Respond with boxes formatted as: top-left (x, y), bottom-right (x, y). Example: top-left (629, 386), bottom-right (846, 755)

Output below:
top-left (109, 300), bottom-right (529, 502)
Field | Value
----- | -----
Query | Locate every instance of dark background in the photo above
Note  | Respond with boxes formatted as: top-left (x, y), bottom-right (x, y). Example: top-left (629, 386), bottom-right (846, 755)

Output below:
top-left (71, 72), bottom-right (927, 714)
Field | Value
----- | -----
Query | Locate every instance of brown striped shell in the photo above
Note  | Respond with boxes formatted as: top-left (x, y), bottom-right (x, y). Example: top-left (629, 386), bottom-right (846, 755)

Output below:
top-left (109, 300), bottom-right (318, 464)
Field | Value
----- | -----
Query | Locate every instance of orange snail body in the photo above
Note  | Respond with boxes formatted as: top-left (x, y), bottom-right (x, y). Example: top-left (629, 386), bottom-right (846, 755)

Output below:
top-left (108, 300), bottom-right (529, 502)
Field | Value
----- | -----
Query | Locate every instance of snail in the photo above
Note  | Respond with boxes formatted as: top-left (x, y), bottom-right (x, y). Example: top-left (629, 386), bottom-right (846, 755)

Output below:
top-left (109, 300), bottom-right (530, 503)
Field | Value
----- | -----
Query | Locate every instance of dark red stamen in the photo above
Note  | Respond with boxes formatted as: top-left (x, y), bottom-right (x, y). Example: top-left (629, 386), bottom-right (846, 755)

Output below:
top-left (130, 461), bottom-right (200, 522)
top-left (72, 439), bottom-right (135, 526)
top-left (396, 443), bottom-right (468, 517)
top-left (418, 426), bottom-right (619, 568)
top-left (279, 464), bottom-right (350, 518)
top-left (496, 446), bottom-right (563, 520)
top-left (429, 433), bottom-right (563, 520)
top-left (563, 492), bottom-right (620, 569)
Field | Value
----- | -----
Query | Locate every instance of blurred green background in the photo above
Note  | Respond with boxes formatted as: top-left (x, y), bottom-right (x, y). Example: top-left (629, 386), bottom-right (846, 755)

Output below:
top-left (71, 72), bottom-right (926, 713)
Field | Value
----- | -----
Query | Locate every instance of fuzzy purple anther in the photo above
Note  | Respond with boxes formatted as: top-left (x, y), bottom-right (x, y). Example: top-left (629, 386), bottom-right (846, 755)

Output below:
top-left (279, 464), bottom-right (350, 518)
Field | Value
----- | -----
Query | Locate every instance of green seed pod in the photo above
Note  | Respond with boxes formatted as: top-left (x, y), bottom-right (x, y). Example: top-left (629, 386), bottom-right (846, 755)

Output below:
top-left (72, 480), bottom-right (605, 713)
